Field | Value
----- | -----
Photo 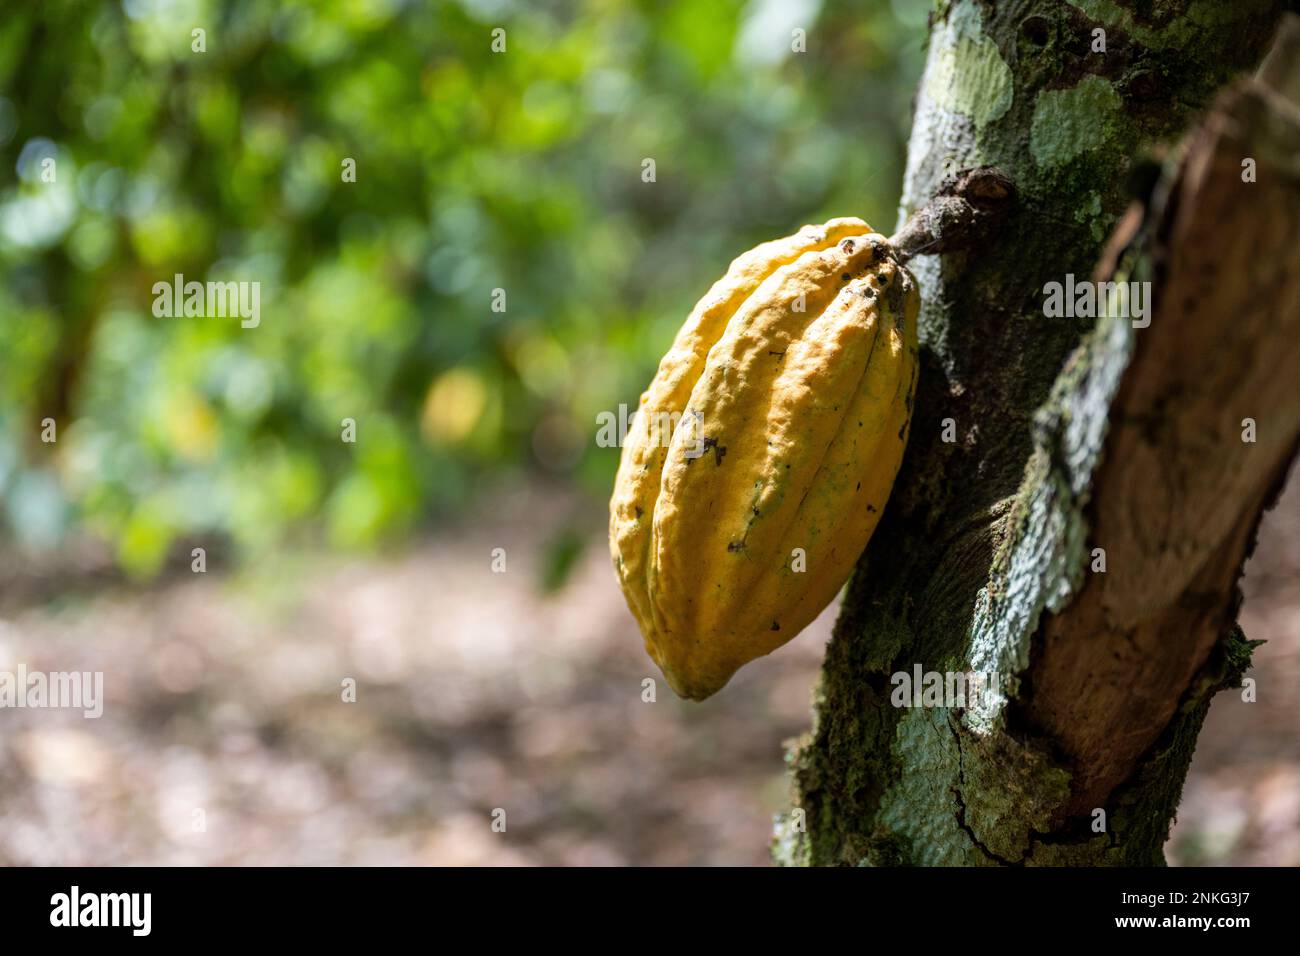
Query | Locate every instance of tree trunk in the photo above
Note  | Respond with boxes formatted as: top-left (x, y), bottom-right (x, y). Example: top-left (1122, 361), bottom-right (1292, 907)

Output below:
top-left (777, 1), bottom-right (1300, 866)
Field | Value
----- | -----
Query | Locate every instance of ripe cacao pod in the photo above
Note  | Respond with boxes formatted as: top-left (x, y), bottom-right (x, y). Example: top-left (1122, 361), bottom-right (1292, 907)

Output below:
top-left (609, 218), bottom-right (920, 699)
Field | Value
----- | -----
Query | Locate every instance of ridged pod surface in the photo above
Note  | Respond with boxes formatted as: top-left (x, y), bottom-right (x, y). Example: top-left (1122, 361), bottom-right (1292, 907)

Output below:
top-left (609, 218), bottom-right (920, 699)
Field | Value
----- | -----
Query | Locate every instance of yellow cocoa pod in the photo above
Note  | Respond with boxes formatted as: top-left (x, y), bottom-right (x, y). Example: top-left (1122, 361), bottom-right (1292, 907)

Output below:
top-left (609, 218), bottom-right (920, 700)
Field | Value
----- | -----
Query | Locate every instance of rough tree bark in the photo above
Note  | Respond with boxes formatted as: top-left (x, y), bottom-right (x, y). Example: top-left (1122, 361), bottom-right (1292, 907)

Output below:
top-left (775, 1), bottom-right (1300, 866)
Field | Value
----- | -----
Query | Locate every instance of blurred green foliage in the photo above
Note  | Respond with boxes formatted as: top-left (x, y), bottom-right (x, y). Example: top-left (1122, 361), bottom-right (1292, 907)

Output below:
top-left (0, 0), bottom-right (928, 576)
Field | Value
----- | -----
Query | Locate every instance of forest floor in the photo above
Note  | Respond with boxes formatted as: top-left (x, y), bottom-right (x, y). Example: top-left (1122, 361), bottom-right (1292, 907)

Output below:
top-left (0, 476), bottom-right (1296, 866)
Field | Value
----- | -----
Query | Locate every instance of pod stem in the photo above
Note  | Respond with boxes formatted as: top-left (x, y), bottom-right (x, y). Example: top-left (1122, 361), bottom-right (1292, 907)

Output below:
top-left (887, 166), bottom-right (1017, 264)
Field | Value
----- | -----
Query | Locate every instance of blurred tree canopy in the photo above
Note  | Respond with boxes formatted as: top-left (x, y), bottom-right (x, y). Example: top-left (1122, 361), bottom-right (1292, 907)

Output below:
top-left (0, 0), bottom-right (927, 576)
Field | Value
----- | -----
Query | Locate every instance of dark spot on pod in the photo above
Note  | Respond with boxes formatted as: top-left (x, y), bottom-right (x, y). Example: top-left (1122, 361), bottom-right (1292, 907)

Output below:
top-left (635, 506), bottom-right (644, 518)
top-left (770, 621), bottom-right (780, 631)
top-left (839, 238), bottom-right (855, 253)
top-left (887, 278), bottom-right (906, 319)
top-left (727, 540), bottom-right (744, 553)
top-left (867, 504), bottom-right (877, 513)
top-left (702, 436), bottom-right (726, 466)
top-left (855, 481), bottom-right (861, 491)
top-left (841, 273), bottom-right (851, 281)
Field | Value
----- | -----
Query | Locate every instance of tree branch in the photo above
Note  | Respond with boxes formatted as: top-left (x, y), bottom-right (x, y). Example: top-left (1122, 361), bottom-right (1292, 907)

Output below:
top-left (781, 0), bottom-right (1295, 867)
top-left (888, 166), bottom-right (1017, 263)
top-left (1022, 19), bottom-right (1300, 817)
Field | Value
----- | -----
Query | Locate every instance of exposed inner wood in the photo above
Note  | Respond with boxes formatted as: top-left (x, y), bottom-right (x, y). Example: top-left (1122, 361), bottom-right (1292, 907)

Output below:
top-left (1023, 65), bottom-right (1300, 818)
